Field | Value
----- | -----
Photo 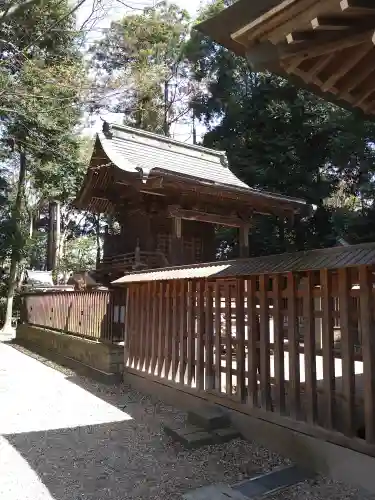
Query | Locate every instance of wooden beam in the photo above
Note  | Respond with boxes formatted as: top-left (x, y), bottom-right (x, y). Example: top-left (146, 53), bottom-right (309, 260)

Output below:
top-left (304, 53), bottom-right (335, 82)
top-left (239, 223), bottom-right (250, 257)
top-left (232, 0), bottom-right (300, 43)
top-left (340, 0), bottom-right (375, 15)
top-left (320, 43), bottom-right (371, 91)
top-left (168, 206), bottom-right (248, 227)
top-left (265, 0), bottom-right (344, 44)
top-left (283, 55), bottom-right (306, 73)
top-left (339, 50), bottom-right (375, 92)
top-left (286, 31), bottom-right (319, 44)
top-left (233, 0), bottom-right (340, 46)
top-left (170, 216), bottom-right (183, 265)
top-left (311, 16), bottom-right (355, 31)
top-left (280, 29), bottom-right (374, 60)
top-left (353, 79), bottom-right (375, 107)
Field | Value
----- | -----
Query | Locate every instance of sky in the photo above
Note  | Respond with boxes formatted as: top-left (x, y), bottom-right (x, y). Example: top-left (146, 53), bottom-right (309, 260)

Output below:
top-left (76, 0), bottom-right (207, 143)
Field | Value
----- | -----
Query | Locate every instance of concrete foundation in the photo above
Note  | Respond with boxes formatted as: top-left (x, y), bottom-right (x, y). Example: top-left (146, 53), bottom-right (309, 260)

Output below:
top-left (16, 324), bottom-right (123, 382)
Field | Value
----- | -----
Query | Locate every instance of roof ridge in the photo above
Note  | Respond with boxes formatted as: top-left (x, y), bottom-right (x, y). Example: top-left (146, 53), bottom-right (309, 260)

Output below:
top-left (107, 122), bottom-right (228, 162)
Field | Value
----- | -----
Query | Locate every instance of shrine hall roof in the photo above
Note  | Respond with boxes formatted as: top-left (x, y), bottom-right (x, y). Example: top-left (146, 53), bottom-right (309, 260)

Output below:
top-left (82, 122), bottom-right (308, 211)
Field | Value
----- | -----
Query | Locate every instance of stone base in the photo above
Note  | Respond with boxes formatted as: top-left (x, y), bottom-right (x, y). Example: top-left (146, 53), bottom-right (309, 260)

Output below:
top-left (0, 325), bottom-right (16, 342)
top-left (16, 324), bottom-right (123, 383)
top-left (187, 406), bottom-right (231, 431)
top-left (164, 418), bottom-right (241, 449)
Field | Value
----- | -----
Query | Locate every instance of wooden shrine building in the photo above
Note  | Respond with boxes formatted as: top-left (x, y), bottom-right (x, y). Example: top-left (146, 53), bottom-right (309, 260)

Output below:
top-left (197, 0), bottom-right (375, 118)
top-left (75, 122), bottom-right (308, 281)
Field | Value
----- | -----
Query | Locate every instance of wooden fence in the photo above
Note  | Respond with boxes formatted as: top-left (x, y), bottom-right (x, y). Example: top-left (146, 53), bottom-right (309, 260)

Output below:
top-left (22, 289), bottom-right (127, 343)
top-left (124, 265), bottom-right (375, 456)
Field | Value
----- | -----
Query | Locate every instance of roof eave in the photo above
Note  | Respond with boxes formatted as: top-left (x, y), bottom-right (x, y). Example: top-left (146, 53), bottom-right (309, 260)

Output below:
top-left (195, 0), bottom-right (375, 121)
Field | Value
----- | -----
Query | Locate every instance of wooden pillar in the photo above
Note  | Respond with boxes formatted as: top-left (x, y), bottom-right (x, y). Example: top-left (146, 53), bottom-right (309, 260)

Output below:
top-left (171, 216), bottom-right (183, 265)
top-left (239, 223), bottom-right (250, 258)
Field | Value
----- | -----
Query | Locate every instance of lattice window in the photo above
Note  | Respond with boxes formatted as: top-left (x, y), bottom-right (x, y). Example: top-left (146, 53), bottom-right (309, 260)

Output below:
top-left (193, 237), bottom-right (203, 262)
top-left (183, 237), bottom-right (203, 263)
top-left (156, 233), bottom-right (171, 258)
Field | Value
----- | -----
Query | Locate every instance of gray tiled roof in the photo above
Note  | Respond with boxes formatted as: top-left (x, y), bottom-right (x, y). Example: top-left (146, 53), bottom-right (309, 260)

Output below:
top-left (98, 122), bottom-right (307, 207)
top-left (112, 242), bottom-right (375, 284)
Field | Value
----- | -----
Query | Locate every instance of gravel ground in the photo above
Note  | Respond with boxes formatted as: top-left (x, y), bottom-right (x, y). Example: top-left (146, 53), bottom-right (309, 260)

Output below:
top-left (1, 342), bottom-right (374, 500)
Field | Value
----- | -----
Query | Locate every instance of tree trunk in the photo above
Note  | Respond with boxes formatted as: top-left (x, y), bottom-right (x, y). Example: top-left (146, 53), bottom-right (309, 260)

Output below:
top-left (1, 150), bottom-right (26, 336)
top-left (53, 200), bottom-right (60, 273)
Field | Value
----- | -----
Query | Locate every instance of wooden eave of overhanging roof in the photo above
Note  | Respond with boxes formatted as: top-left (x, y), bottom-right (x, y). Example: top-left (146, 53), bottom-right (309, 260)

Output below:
top-left (75, 131), bottom-right (310, 216)
top-left (196, 0), bottom-right (375, 118)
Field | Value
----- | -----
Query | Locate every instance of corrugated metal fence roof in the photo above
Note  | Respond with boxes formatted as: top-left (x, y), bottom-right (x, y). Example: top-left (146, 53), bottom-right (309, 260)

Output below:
top-left (112, 242), bottom-right (375, 284)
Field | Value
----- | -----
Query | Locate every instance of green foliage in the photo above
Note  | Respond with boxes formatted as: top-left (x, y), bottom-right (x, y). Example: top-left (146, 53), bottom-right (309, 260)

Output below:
top-left (0, 0), bottom-right (86, 327)
top-left (59, 235), bottom-right (97, 274)
top-left (91, 1), bottom-right (192, 134)
top-left (188, 0), bottom-right (375, 255)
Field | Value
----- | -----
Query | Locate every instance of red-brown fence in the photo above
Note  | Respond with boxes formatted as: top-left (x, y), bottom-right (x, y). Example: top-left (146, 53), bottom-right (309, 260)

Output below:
top-left (22, 289), bottom-right (127, 343)
top-left (124, 265), bottom-right (375, 456)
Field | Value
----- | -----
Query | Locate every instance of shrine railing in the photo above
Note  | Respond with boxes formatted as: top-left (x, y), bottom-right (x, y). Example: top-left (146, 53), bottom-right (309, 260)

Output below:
top-left (97, 250), bottom-right (169, 272)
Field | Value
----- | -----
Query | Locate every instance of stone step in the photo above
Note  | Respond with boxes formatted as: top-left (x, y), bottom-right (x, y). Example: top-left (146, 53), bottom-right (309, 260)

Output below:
top-left (211, 427), bottom-right (241, 444)
top-left (164, 418), bottom-right (241, 449)
top-left (164, 422), bottom-right (215, 449)
top-left (187, 406), bottom-right (230, 431)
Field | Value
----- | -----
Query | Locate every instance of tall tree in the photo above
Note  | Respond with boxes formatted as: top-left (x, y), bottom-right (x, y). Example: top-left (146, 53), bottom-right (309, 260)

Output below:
top-left (0, 0), bottom-right (85, 334)
top-left (187, 0), bottom-right (375, 257)
top-left (91, 1), bottom-right (193, 135)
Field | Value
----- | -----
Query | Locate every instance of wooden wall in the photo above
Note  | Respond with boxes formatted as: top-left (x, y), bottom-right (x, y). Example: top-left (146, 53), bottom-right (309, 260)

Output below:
top-left (103, 213), bottom-right (216, 265)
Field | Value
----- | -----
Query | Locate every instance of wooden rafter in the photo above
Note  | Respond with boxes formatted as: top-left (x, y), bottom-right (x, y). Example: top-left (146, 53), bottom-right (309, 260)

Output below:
top-left (353, 78), bottom-right (375, 106)
top-left (320, 43), bottom-right (370, 91)
top-left (265, 0), bottom-right (342, 44)
top-left (167, 206), bottom-right (251, 227)
top-left (311, 16), bottom-right (356, 31)
top-left (280, 29), bottom-right (374, 59)
top-left (304, 53), bottom-right (335, 83)
top-left (282, 55), bottom-right (306, 73)
top-left (340, 0), bottom-right (375, 16)
top-left (339, 50), bottom-right (375, 92)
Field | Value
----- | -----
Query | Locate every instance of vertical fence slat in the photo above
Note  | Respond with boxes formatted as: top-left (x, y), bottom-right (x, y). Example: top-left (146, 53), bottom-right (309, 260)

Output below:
top-left (144, 282), bottom-right (152, 374)
top-left (236, 277), bottom-right (246, 402)
top-left (339, 267), bottom-right (355, 436)
top-left (150, 281), bottom-right (158, 376)
top-left (359, 265), bottom-right (375, 444)
top-left (187, 280), bottom-right (196, 387)
top-left (196, 280), bottom-right (205, 391)
top-left (224, 282), bottom-right (232, 396)
top-left (157, 281), bottom-right (165, 378)
top-left (205, 281), bottom-right (214, 391)
top-left (247, 276), bottom-right (258, 407)
top-left (321, 268), bottom-right (335, 429)
top-left (303, 271), bottom-right (317, 424)
top-left (124, 287), bottom-right (132, 367)
top-left (273, 274), bottom-right (286, 414)
top-left (164, 282), bottom-right (172, 379)
top-left (171, 280), bottom-right (179, 382)
top-left (259, 274), bottom-right (271, 410)
top-left (214, 281), bottom-right (222, 392)
top-left (179, 280), bottom-right (187, 385)
top-left (139, 284), bottom-right (146, 371)
top-left (287, 272), bottom-right (300, 418)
